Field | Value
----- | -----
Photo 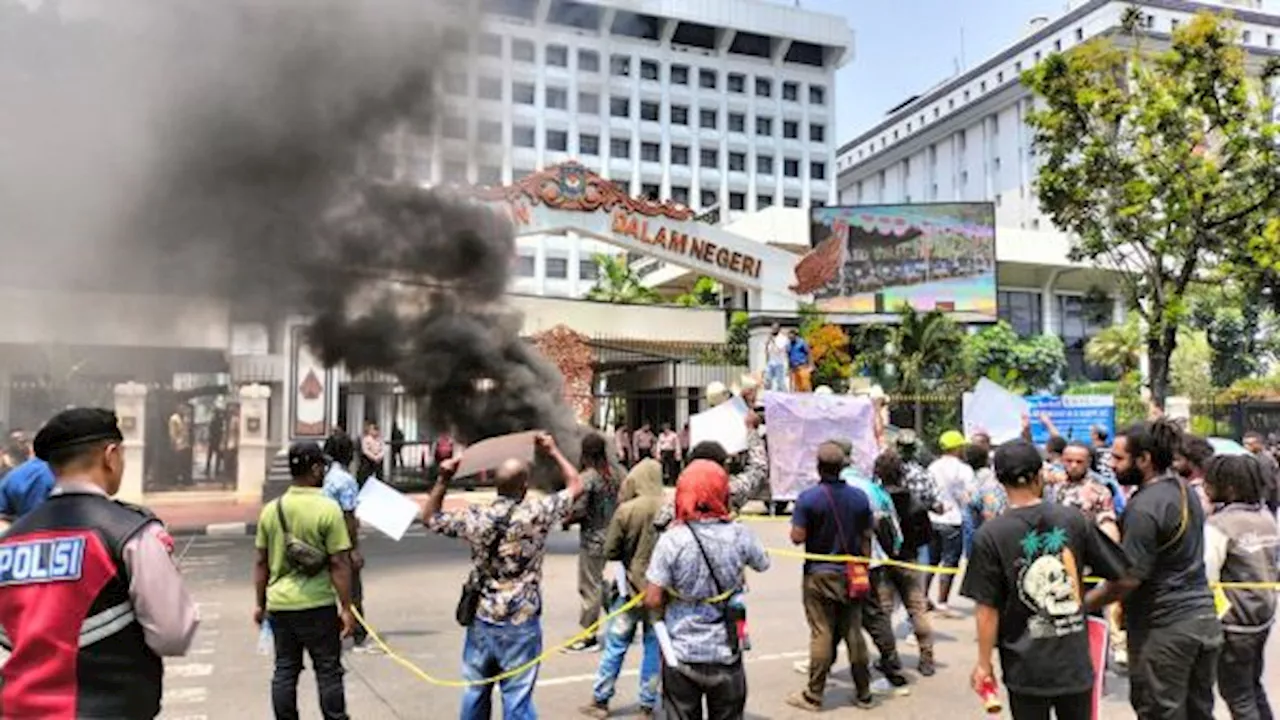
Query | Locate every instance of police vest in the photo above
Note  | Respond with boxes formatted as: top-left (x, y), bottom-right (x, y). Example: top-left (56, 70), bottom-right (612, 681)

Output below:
top-left (0, 493), bottom-right (163, 719)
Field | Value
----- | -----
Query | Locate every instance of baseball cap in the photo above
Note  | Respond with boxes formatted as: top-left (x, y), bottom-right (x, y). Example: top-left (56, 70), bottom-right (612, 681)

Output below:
top-left (938, 430), bottom-right (967, 452)
top-left (288, 441), bottom-right (329, 476)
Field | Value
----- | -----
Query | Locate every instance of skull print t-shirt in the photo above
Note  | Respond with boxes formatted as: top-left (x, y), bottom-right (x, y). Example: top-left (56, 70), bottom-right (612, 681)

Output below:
top-left (960, 501), bottom-right (1129, 696)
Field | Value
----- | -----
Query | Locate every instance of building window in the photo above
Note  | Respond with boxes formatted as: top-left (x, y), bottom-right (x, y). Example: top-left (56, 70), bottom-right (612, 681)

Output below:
top-left (641, 183), bottom-right (660, 200)
top-left (1269, 33), bottom-right (1275, 48)
top-left (478, 120), bottom-right (501, 145)
top-left (784, 196), bottom-right (800, 207)
top-left (757, 194), bottom-right (774, 208)
top-left (755, 77), bottom-right (772, 97)
top-left (783, 120), bottom-right (799, 140)
top-left (513, 82), bottom-right (535, 105)
top-left (1016, 60), bottom-right (1023, 73)
top-left (546, 129), bottom-right (568, 151)
top-left (516, 254), bottom-right (536, 278)
top-left (782, 81), bottom-right (799, 101)
top-left (578, 49), bottom-right (600, 72)
top-left (810, 161), bottom-right (826, 180)
top-left (810, 124), bottom-right (825, 143)
top-left (700, 147), bottom-right (719, 167)
top-left (729, 152), bottom-right (746, 171)
top-left (640, 59), bottom-right (660, 80)
top-left (700, 108), bottom-right (718, 129)
top-left (641, 142), bottom-right (661, 162)
top-left (672, 186), bottom-right (690, 205)
top-left (443, 160), bottom-right (467, 181)
top-left (728, 113), bottom-right (746, 133)
top-left (513, 125), bottom-right (535, 147)
top-left (756, 116), bottom-right (773, 136)
top-left (728, 73), bottom-right (746, 93)
top-left (1244, 30), bottom-right (1253, 44)
top-left (545, 256), bottom-right (568, 279)
top-left (757, 154), bottom-right (774, 175)
top-left (729, 192), bottom-right (746, 210)
top-left (444, 72), bottom-right (467, 96)
top-left (997, 291), bottom-right (1043, 337)
top-left (578, 92), bottom-right (600, 115)
top-left (580, 133), bottom-right (600, 155)
top-left (610, 54), bottom-right (630, 76)
top-left (1075, 27), bottom-right (1084, 42)
top-left (478, 76), bottom-right (502, 100)
top-left (546, 44), bottom-right (569, 67)
top-left (512, 38), bottom-right (535, 63)
top-left (441, 115), bottom-right (467, 140)
top-left (784, 158), bottom-right (800, 177)
top-left (479, 33), bottom-right (502, 57)
top-left (610, 96), bottom-right (630, 117)
top-left (701, 189), bottom-right (718, 207)
top-left (997, 71), bottom-right (1004, 83)
top-left (610, 138), bottom-right (631, 157)
top-left (579, 258), bottom-right (599, 281)
top-left (545, 87), bottom-right (568, 110)
top-left (809, 85), bottom-right (826, 105)
top-left (671, 64), bottom-right (689, 85)
top-left (672, 145), bottom-right (690, 165)
top-left (699, 69), bottom-right (717, 89)
top-left (671, 105), bottom-right (689, 125)
top-left (640, 101), bottom-right (660, 121)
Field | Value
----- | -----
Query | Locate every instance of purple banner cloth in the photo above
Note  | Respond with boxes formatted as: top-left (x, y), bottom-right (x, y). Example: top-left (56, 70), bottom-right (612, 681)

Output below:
top-left (763, 392), bottom-right (877, 501)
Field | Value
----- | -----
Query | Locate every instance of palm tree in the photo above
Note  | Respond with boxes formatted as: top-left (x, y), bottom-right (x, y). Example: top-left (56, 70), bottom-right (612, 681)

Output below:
top-left (585, 254), bottom-right (661, 304)
top-left (1086, 315), bottom-right (1142, 376)
top-left (675, 276), bottom-right (721, 307)
top-left (886, 306), bottom-right (965, 432)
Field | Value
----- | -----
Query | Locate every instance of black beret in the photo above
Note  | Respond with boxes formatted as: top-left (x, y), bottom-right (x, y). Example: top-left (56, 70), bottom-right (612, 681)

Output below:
top-left (33, 408), bottom-right (124, 461)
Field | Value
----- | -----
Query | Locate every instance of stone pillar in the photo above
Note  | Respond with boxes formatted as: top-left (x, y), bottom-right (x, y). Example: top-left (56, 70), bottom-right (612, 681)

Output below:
top-left (237, 384), bottom-right (272, 503)
top-left (748, 325), bottom-right (772, 379)
top-left (113, 382), bottom-right (147, 504)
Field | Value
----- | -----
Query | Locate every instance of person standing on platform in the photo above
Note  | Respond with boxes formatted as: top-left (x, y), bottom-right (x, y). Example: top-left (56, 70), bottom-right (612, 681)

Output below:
top-left (0, 408), bottom-right (199, 719)
top-left (764, 323), bottom-right (790, 392)
top-left (788, 328), bottom-right (813, 393)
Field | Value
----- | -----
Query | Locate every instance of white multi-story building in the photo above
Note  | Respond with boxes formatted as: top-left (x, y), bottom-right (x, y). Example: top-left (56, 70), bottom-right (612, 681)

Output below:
top-left (400, 0), bottom-right (853, 298)
top-left (834, 0), bottom-right (1268, 377)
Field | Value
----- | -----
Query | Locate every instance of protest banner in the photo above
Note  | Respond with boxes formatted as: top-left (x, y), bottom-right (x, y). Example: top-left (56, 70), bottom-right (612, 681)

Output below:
top-left (689, 396), bottom-right (750, 455)
top-left (354, 477), bottom-right (420, 541)
top-left (963, 378), bottom-right (1030, 443)
top-left (1026, 395), bottom-right (1115, 446)
top-left (763, 392), bottom-right (876, 500)
top-left (453, 431), bottom-right (539, 479)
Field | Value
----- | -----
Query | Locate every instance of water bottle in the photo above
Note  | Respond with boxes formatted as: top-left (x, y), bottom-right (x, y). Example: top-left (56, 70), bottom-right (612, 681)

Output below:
top-left (728, 594), bottom-right (750, 652)
top-left (257, 620), bottom-right (274, 655)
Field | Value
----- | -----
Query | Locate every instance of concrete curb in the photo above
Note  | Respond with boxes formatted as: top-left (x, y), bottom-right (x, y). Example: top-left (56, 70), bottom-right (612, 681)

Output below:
top-left (171, 521), bottom-right (257, 537)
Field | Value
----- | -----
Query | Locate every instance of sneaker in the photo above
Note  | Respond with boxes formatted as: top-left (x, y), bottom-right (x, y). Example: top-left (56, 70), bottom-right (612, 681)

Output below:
top-left (578, 701), bottom-right (609, 719)
top-left (853, 694), bottom-right (877, 710)
top-left (1112, 648), bottom-right (1129, 668)
top-left (935, 603), bottom-right (962, 619)
top-left (564, 637), bottom-right (601, 654)
top-left (784, 691), bottom-right (823, 713)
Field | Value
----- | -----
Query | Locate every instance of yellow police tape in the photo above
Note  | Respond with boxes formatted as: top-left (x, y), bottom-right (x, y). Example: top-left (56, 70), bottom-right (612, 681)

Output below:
top-left (351, 540), bottom-right (1280, 688)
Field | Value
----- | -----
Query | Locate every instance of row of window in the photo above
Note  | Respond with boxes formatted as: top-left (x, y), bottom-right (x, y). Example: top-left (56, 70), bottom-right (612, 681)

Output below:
top-left (454, 34), bottom-right (829, 105)
top-left (514, 254), bottom-right (598, 281)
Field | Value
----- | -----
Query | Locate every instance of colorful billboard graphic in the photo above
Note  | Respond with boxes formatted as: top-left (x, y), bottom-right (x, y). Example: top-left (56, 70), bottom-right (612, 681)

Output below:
top-left (796, 203), bottom-right (997, 318)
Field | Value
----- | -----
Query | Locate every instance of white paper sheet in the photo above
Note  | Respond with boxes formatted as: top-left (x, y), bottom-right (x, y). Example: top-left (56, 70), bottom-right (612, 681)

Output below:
top-left (454, 431), bottom-right (539, 479)
top-left (353, 477), bottom-right (420, 541)
top-left (653, 620), bottom-right (680, 667)
top-left (689, 401), bottom-right (749, 455)
top-left (612, 562), bottom-right (630, 599)
top-left (963, 378), bottom-right (1030, 444)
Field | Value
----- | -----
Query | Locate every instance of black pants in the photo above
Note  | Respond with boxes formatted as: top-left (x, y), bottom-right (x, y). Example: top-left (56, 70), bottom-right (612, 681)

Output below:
top-left (1130, 615), bottom-right (1223, 720)
top-left (270, 606), bottom-right (348, 720)
top-left (862, 567), bottom-right (902, 672)
top-left (661, 450), bottom-right (679, 485)
top-left (662, 660), bottom-right (747, 720)
top-left (1008, 690), bottom-right (1092, 720)
top-left (1218, 629), bottom-right (1274, 720)
top-left (351, 564), bottom-right (367, 645)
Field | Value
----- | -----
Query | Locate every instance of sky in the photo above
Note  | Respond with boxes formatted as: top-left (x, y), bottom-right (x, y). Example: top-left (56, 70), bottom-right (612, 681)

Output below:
top-left (771, 0), bottom-right (1077, 144)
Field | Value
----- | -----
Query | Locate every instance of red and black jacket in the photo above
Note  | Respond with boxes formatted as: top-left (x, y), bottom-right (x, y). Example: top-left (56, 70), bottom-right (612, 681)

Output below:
top-left (0, 493), bottom-right (163, 719)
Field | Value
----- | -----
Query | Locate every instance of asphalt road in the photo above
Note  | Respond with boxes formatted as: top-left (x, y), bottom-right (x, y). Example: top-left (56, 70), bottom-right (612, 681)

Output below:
top-left (158, 517), bottom-right (1276, 720)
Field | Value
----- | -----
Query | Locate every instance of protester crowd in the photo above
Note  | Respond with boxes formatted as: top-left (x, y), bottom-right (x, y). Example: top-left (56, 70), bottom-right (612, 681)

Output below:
top-left (0, 381), bottom-right (1277, 720)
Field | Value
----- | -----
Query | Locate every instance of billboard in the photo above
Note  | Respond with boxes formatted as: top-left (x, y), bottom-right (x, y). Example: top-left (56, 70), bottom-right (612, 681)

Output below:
top-left (796, 203), bottom-right (997, 318)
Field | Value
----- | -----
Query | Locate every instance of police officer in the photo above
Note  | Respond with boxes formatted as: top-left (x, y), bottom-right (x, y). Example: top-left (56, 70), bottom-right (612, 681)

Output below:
top-left (0, 408), bottom-right (199, 719)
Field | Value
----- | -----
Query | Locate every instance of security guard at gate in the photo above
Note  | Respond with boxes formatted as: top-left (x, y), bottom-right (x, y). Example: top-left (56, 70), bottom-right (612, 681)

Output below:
top-left (0, 408), bottom-right (200, 719)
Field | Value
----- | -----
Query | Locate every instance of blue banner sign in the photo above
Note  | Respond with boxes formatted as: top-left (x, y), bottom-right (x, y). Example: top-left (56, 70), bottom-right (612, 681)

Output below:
top-left (1025, 395), bottom-right (1115, 446)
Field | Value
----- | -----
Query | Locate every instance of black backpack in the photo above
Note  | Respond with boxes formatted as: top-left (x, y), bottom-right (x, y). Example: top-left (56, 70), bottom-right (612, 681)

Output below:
top-left (887, 486), bottom-right (931, 559)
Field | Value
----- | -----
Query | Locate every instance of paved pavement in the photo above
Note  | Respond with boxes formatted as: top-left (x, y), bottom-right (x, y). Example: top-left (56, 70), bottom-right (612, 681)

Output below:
top-left (154, 516), bottom-right (1278, 719)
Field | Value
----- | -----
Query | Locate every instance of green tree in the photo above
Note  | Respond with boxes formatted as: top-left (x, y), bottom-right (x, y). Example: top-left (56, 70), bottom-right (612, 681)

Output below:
top-left (1085, 315), bottom-right (1143, 376)
top-left (585, 253), bottom-right (660, 304)
top-left (675, 276), bottom-right (721, 307)
top-left (1023, 10), bottom-right (1280, 408)
top-left (855, 306), bottom-right (965, 432)
top-left (962, 321), bottom-right (1066, 393)
top-left (1170, 329), bottom-right (1214, 401)
top-left (1189, 286), bottom-right (1263, 386)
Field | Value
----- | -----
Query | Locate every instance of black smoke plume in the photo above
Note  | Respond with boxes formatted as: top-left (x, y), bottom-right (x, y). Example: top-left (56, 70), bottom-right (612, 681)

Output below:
top-left (0, 0), bottom-right (579, 455)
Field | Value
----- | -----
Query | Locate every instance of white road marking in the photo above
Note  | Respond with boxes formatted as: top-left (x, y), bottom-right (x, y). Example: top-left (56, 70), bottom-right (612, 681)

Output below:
top-left (163, 715), bottom-right (208, 720)
top-left (167, 663), bottom-right (215, 678)
top-left (196, 612), bottom-right (221, 623)
top-left (196, 601), bottom-right (223, 609)
top-left (191, 540), bottom-right (235, 549)
top-left (536, 650), bottom-right (808, 687)
top-left (162, 687), bottom-right (208, 704)
top-left (205, 522), bottom-right (248, 536)
top-left (189, 647), bottom-right (216, 656)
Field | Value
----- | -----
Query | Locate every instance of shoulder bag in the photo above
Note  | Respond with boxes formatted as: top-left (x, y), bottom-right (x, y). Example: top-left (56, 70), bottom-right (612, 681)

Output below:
top-left (276, 497), bottom-right (330, 577)
top-left (456, 502), bottom-right (519, 627)
top-left (820, 484), bottom-right (872, 599)
top-left (687, 524), bottom-right (747, 653)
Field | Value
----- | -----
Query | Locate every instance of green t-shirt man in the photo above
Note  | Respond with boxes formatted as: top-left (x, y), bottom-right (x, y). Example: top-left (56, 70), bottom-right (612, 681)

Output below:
top-left (256, 485), bottom-right (352, 611)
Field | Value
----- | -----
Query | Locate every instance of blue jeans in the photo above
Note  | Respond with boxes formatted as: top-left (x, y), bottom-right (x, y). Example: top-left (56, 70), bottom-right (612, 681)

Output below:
top-left (460, 619), bottom-right (542, 720)
top-left (592, 599), bottom-right (660, 710)
top-left (765, 361), bottom-right (788, 391)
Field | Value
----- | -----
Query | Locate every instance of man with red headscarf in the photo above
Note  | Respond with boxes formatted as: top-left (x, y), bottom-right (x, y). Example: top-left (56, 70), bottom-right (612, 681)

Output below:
top-left (644, 460), bottom-right (771, 719)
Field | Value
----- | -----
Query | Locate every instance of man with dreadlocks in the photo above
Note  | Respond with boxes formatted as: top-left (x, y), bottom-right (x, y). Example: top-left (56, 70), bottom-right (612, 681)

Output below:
top-left (1087, 419), bottom-right (1224, 720)
top-left (565, 433), bottom-right (625, 654)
